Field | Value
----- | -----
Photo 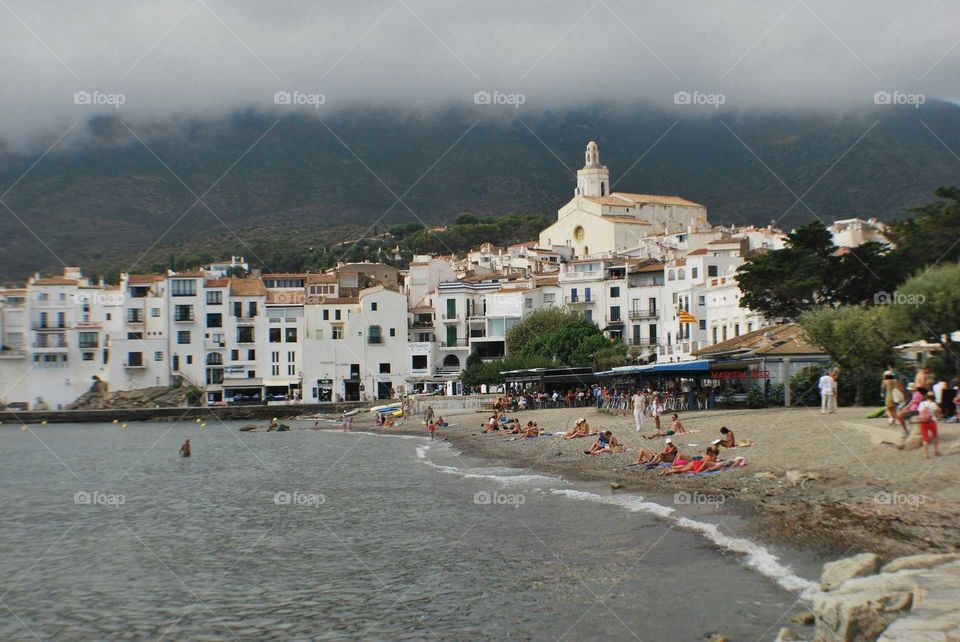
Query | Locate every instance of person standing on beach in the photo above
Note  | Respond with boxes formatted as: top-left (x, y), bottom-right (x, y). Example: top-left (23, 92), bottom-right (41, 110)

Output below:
top-left (650, 394), bottom-right (663, 432)
top-left (917, 392), bottom-right (942, 459)
top-left (631, 389), bottom-right (646, 432)
top-left (427, 420), bottom-right (436, 441)
top-left (818, 370), bottom-right (835, 414)
top-left (179, 439), bottom-right (191, 457)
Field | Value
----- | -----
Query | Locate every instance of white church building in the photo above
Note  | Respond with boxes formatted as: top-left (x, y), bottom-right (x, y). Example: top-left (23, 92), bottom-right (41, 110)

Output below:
top-left (539, 141), bottom-right (710, 258)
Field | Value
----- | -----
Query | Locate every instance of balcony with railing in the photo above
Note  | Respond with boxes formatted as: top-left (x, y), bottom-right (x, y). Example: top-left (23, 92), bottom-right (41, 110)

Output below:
top-left (628, 308), bottom-right (659, 320)
top-left (32, 323), bottom-right (68, 331)
top-left (439, 338), bottom-right (469, 349)
top-left (564, 295), bottom-right (595, 305)
top-left (626, 338), bottom-right (657, 347)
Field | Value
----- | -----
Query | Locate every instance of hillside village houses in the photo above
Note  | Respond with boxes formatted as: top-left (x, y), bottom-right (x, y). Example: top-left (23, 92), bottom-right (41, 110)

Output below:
top-left (0, 142), bottom-right (874, 410)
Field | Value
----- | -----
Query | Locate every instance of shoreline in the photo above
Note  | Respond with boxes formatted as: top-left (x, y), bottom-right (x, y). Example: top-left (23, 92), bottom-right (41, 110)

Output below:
top-left (323, 405), bottom-right (960, 562)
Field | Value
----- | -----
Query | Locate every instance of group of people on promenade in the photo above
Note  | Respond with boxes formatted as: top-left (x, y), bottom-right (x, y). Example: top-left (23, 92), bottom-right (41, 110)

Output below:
top-left (487, 382), bottom-right (720, 414)
top-left (881, 363), bottom-right (958, 458)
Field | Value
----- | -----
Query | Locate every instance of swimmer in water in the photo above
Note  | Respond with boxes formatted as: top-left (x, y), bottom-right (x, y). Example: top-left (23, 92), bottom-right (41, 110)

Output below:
top-left (180, 438), bottom-right (191, 457)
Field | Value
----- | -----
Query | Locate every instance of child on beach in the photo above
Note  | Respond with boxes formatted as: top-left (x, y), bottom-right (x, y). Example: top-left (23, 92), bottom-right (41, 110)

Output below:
top-left (427, 421), bottom-right (436, 440)
top-left (917, 392), bottom-right (942, 459)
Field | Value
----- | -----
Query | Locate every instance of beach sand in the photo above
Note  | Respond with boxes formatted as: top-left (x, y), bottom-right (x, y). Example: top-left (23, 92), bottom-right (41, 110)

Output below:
top-left (327, 404), bottom-right (960, 559)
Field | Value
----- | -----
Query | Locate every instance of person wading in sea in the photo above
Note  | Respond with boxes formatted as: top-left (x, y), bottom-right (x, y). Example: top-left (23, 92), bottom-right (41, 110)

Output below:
top-left (179, 438), bottom-right (191, 458)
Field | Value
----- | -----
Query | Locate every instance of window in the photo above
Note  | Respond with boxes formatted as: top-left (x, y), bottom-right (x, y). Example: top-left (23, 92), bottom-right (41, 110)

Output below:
top-left (154, 351), bottom-right (164, 361)
top-left (334, 309), bottom-right (341, 321)
top-left (525, 297), bottom-right (533, 309)
top-left (127, 332), bottom-right (143, 340)
top-left (446, 298), bottom-right (456, 318)
top-left (270, 328), bottom-right (282, 343)
top-left (206, 353), bottom-right (223, 365)
top-left (692, 267), bottom-right (698, 279)
top-left (285, 327), bottom-right (298, 342)
top-left (707, 265), bottom-right (718, 277)
top-left (610, 286), bottom-right (620, 298)
top-left (287, 351), bottom-right (295, 362)
top-left (248, 302), bottom-right (257, 317)
top-left (231, 349), bottom-right (239, 361)
top-left (127, 352), bottom-right (143, 367)
top-left (186, 355), bottom-right (193, 365)
top-left (610, 306), bottom-right (621, 322)
top-left (174, 305), bottom-right (194, 322)
top-left (233, 302), bottom-right (242, 318)
top-left (698, 295), bottom-right (705, 306)
top-left (699, 320), bottom-right (706, 330)
top-left (247, 349), bottom-right (255, 360)
top-left (388, 328), bottom-right (396, 337)
top-left (677, 268), bottom-right (685, 280)
top-left (379, 363), bottom-right (391, 374)
top-left (570, 288), bottom-right (578, 302)
top-left (206, 291), bottom-right (222, 305)
top-left (271, 351), bottom-right (280, 363)
top-left (237, 327), bottom-right (254, 343)
top-left (584, 287), bottom-right (592, 302)
top-left (368, 325), bottom-right (382, 344)
top-left (667, 270), bottom-right (676, 281)
top-left (206, 313), bottom-right (222, 328)
top-left (371, 301), bottom-right (378, 311)
top-left (151, 307), bottom-right (160, 317)
top-left (171, 279), bottom-right (196, 297)
top-left (271, 364), bottom-right (280, 376)
top-left (78, 332), bottom-right (98, 348)
top-left (82, 352), bottom-right (94, 361)
top-left (127, 308), bottom-right (143, 323)
top-left (543, 293), bottom-right (556, 304)
top-left (332, 327), bottom-right (343, 340)
top-left (177, 331), bottom-right (191, 345)
top-left (585, 309), bottom-right (593, 322)
top-left (412, 355), bottom-right (428, 370)
top-left (322, 309), bottom-right (329, 320)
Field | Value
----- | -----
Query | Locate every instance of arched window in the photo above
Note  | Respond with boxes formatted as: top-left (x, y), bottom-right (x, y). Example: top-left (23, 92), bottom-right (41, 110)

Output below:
top-left (443, 354), bottom-right (460, 368)
top-left (206, 352), bottom-right (222, 365)
top-left (667, 270), bottom-right (676, 281)
top-left (677, 268), bottom-right (685, 280)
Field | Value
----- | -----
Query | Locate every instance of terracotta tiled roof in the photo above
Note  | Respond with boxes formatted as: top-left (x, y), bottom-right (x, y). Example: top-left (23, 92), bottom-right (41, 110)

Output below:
top-left (262, 273), bottom-right (309, 279)
top-left (584, 196), bottom-right (635, 207)
top-left (1, 288), bottom-right (27, 294)
top-left (229, 277), bottom-right (267, 296)
top-left (600, 215), bottom-right (652, 225)
top-left (34, 278), bottom-right (79, 286)
top-left (128, 275), bottom-right (164, 284)
top-left (612, 192), bottom-right (704, 207)
top-left (634, 262), bottom-right (665, 273)
top-left (306, 273), bottom-right (338, 284)
top-left (534, 276), bottom-right (559, 285)
top-left (173, 271), bottom-right (205, 278)
top-left (205, 278), bottom-right (229, 287)
top-left (694, 324), bottom-right (824, 357)
top-left (687, 248), bottom-right (709, 255)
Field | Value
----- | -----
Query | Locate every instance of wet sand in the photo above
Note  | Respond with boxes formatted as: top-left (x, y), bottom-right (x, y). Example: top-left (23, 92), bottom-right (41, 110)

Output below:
top-left (321, 404), bottom-right (960, 559)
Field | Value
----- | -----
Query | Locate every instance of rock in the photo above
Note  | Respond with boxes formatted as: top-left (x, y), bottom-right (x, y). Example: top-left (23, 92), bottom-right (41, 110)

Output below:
top-left (786, 470), bottom-right (821, 487)
top-left (754, 471), bottom-right (779, 480)
top-left (706, 635), bottom-right (730, 642)
top-left (881, 553), bottom-right (958, 574)
top-left (610, 482), bottom-right (623, 489)
top-left (901, 434), bottom-right (923, 451)
top-left (790, 611), bottom-right (815, 625)
top-left (812, 571), bottom-right (920, 641)
top-left (775, 628), bottom-right (801, 641)
top-left (821, 553), bottom-right (881, 591)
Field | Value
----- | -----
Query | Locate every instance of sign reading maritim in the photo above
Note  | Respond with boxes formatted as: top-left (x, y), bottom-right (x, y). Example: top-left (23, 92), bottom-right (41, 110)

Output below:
top-left (711, 370), bottom-right (770, 380)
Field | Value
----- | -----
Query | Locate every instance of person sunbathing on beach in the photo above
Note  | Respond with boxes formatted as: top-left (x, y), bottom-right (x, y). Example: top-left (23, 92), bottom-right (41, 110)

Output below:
top-left (670, 414), bottom-right (688, 435)
top-left (719, 426), bottom-right (735, 448)
top-left (503, 419), bottom-right (524, 435)
top-left (585, 431), bottom-right (613, 454)
top-left (519, 422), bottom-right (540, 438)
top-left (698, 456), bottom-right (743, 473)
top-left (634, 438), bottom-right (679, 465)
top-left (383, 415), bottom-right (395, 428)
top-left (659, 446), bottom-right (717, 476)
top-left (592, 433), bottom-right (626, 454)
top-left (561, 418), bottom-right (591, 440)
top-left (482, 417), bottom-right (499, 433)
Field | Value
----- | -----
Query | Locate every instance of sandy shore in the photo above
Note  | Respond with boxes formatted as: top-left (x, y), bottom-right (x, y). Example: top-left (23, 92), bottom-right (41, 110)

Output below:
top-left (307, 404), bottom-right (960, 559)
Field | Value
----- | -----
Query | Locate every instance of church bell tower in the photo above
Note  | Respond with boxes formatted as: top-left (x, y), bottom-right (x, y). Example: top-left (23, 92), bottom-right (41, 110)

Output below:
top-left (575, 141), bottom-right (610, 198)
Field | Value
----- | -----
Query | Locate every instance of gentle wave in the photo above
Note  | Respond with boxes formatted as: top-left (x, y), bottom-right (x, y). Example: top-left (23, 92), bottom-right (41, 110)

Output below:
top-left (551, 489), bottom-right (818, 596)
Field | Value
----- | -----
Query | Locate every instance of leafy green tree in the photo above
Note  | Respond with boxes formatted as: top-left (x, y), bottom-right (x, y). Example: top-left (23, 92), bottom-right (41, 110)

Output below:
top-left (455, 213), bottom-right (480, 225)
top-left (519, 319), bottom-right (610, 367)
top-left (799, 305), bottom-right (899, 404)
top-left (881, 263), bottom-right (960, 375)
top-left (505, 308), bottom-right (574, 354)
top-left (887, 186), bottom-right (960, 270)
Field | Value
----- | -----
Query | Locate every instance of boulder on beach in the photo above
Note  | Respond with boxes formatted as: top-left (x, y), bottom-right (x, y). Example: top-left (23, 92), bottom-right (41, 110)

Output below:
top-left (880, 553), bottom-right (958, 574)
top-left (812, 571), bottom-right (919, 641)
top-left (821, 553), bottom-right (880, 591)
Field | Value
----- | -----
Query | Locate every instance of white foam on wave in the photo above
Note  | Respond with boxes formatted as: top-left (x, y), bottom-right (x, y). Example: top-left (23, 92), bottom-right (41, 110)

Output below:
top-left (416, 443), bottom-right (562, 487)
top-left (550, 489), bottom-right (817, 596)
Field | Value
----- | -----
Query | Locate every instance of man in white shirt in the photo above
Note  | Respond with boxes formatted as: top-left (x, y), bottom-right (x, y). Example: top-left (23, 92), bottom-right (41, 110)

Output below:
top-left (632, 390), bottom-right (646, 432)
top-left (819, 371), bottom-right (835, 414)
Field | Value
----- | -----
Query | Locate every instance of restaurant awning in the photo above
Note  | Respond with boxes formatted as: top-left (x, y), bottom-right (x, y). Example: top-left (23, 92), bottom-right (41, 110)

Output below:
top-left (596, 359), bottom-right (711, 377)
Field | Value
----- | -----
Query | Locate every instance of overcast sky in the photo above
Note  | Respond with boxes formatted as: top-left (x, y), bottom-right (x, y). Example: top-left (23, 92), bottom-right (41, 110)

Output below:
top-left (2, 0), bottom-right (958, 148)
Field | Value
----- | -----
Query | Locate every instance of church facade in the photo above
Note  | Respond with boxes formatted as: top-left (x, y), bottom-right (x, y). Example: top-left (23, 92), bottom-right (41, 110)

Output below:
top-left (539, 141), bottom-right (709, 258)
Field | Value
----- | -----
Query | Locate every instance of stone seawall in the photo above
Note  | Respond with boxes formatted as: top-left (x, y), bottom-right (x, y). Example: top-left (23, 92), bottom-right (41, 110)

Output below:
top-left (0, 403), bottom-right (365, 425)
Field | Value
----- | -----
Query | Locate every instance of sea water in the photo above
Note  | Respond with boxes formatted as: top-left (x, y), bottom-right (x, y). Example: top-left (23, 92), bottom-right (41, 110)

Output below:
top-left (0, 422), bottom-right (816, 641)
